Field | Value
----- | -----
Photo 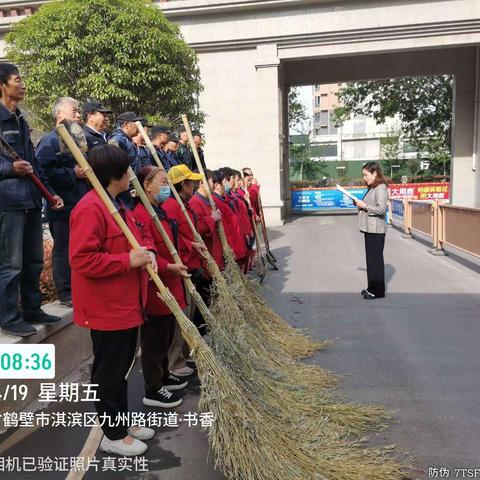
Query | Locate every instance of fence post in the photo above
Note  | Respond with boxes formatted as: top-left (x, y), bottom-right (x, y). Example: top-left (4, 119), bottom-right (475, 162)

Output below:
top-left (429, 201), bottom-right (447, 256)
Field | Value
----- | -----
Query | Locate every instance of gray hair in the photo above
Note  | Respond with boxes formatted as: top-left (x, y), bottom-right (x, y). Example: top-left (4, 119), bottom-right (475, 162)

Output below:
top-left (52, 96), bottom-right (78, 120)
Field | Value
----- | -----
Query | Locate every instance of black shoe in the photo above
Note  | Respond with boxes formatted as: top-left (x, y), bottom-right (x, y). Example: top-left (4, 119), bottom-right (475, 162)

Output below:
top-left (164, 374), bottom-right (188, 391)
top-left (363, 291), bottom-right (385, 300)
top-left (1, 320), bottom-right (37, 337)
top-left (361, 289), bottom-right (368, 296)
top-left (60, 299), bottom-right (73, 308)
top-left (143, 387), bottom-right (183, 408)
top-left (25, 310), bottom-right (62, 325)
top-left (186, 357), bottom-right (197, 369)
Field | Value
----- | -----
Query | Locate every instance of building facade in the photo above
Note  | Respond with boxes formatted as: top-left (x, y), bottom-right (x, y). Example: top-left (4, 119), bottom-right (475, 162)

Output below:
top-left (1, 0), bottom-right (480, 223)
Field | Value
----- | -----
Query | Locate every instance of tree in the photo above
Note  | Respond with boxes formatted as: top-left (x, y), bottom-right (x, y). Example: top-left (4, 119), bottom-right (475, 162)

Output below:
top-left (333, 76), bottom-right (453, 157)
top-left (380, 126), bottom-right (402, 179)
top-left (6, 0), bottom-right (203, 130)
top-left (288, 87), bottom-right (309, 131)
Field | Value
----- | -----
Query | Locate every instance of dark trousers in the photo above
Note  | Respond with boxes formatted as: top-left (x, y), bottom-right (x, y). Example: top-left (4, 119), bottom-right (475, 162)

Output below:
top-left (0, 209), bottom-right (43, 327)
top-left (90, 327), bottom-right (138, 440)
top-left (141, 314), bottom-right (176, 396)
top-left (364, 232), bottom-right (386, 297)
top-left (191, 273), bottom-right (211, 336)
top-left (48, 218), bottom-right (71, 301)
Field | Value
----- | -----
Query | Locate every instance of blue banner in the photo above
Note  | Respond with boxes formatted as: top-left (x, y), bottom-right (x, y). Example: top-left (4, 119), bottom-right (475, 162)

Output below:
top-left (291, 188), bottom-right (367, 212)
top-left (391, 199), bottom-right (404, 218)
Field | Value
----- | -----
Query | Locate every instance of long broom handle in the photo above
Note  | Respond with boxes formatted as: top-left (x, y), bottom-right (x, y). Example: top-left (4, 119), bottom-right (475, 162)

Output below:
top-left (180, 114), bottom-right (230, 251)
top-left (134, 121), bottom-right (222, 279)
top-left (29, 171), bottom-right (57, 207)
top-left (56, 125), bottom-right (167, 296)
top-left (135, 122), bottom-right (204, 245)
top-left (57, 125), bottom-right (215, 358)
top-left (258, 193), bottom-right (275, 258)
top-left (128, 168), bottom-right (220, 321)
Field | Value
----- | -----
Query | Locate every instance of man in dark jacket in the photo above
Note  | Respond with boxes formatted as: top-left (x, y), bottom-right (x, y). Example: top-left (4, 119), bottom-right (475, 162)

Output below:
top-left (108, 111), bottom-right (143, 174)
top-left (176, 128), bottom-right (194, 170)
top-left (0, 63), bottom-right (64, 337)
top-left (83, 100), bottom-right (111, 149)
top-left (150, 126), bottom-right (172, 170)
top-left (165, 133), bottom-right (180, 170)
top-left (36, 96), bottom-right (89, 306)
top-left (192, 130), bottom-right (206, 170)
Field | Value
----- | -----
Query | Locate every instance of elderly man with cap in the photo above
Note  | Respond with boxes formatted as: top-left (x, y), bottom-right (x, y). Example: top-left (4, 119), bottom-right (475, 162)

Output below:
top-left (176, 127), bottom-right (194, 171)
top-left (36, 96), bottom-right (88, 307)
top-left (162, 164), bottom-right (208, 375)
top-left (83, 100), bottom-right (112, 149)
top-left (108, 111), bottom-right (143, 174)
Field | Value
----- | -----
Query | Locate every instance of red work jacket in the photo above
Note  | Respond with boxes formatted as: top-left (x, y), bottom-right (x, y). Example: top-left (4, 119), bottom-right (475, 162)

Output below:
top-left (133, 203), bottom-right (187, 316)
top-left (188, 192), bottom-right (224, 269)
top-left (213, 192), bottom-right (246, 260)
top-left (69, 190), bottom-right (154, 331)
top-left (162, 196), bottom-right (202, 270)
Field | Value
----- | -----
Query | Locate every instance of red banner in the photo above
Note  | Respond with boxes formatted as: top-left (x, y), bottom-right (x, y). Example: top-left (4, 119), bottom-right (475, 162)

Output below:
top-left (388, 182), bottom-right (449, 201)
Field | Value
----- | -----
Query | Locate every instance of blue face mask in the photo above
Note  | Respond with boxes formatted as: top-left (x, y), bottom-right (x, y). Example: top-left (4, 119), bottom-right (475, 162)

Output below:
top-left (224, 183), bottom-right (232, 194)
top-left (154, 186), bottom-right (171, 203)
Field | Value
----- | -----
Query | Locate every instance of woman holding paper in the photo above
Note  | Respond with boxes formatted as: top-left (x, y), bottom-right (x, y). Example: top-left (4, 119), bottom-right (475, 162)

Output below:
top-left (354, 162), bottom-right (389, 300)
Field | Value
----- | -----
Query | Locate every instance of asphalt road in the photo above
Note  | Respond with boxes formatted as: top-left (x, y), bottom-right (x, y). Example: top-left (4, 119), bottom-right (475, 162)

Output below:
top-left (2, 215), bottom-right (480, 479)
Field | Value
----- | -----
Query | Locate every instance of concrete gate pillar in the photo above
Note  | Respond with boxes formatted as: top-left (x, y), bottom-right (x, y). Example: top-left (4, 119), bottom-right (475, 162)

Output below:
top-left (197, 43), bottom-right (284, 225)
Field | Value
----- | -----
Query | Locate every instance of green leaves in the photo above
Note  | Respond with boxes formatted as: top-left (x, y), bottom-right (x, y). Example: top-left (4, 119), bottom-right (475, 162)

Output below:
top-left (6, 0), bottom-right (203, 129)
top-left (333, 76), bottom-right (452, 158)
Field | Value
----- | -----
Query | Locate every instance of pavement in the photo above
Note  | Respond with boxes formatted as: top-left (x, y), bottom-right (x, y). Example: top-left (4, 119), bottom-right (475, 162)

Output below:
top-left (1, 215), bottom-right (480, 479)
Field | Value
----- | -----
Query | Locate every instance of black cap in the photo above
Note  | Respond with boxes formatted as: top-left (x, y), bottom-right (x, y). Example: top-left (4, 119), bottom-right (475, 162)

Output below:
top-left (151, 126), bottom-right (171, 137)
top-left (116, 111), bottom-right (144, 125)
top-left (83, 101), bottom-right (112, 114)
top-left (168, 134), bottom-right (180, 143)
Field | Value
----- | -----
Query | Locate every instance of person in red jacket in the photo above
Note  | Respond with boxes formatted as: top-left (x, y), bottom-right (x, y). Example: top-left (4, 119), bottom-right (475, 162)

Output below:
top-left (219, 167), bottom-right (249, 271)
top-left (211, 169), bottom-right (246, 262)
top-left (188, 169), bottom-right (223, 334)
top-left (133, 165), bottom-right (192, 408)
top-left (163, 164), bottom-right (207, 373)
top-left (242, 167), bottom-right (260, 221)
top-left (232, 170), bottom-right (255, 272)
top-left (69, 144), bottom-right (157, 457)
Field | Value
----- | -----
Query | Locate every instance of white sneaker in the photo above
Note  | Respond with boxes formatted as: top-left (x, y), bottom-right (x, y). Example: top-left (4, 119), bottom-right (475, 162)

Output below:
top-left (99, 435), bottom-right (148, 456)
top-left (170, 366), bottom-right (195, 377)
top-left (128, 426), bottom-right (156, 441)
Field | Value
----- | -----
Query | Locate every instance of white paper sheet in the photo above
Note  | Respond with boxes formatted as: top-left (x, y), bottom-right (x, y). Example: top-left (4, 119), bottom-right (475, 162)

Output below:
top-left (336, 184), bottom-right (360, 203)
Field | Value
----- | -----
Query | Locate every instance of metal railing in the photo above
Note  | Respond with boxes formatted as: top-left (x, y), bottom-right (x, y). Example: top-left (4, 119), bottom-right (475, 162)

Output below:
top-left (388, 199), bottom-right (480, 260)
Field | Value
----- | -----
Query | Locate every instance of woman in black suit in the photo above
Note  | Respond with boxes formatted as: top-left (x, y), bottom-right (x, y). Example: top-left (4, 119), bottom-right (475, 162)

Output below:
top-left (354, 162), bottom-right (389, 300)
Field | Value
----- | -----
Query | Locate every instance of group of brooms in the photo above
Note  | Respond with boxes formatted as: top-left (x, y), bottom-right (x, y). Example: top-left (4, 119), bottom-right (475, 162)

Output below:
top-left (58, 116), bottom-right (413, 480)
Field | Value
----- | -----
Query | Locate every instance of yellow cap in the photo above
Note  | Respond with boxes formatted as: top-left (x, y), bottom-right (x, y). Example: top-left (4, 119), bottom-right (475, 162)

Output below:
top-left (167, 164), bottom-right (203, 184)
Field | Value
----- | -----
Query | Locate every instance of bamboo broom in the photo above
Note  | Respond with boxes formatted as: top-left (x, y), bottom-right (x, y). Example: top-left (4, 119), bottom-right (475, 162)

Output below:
top-left (128, 163), bottom-right (410, 478)
top-left (130, 166), bottom-right (391, 439)
top-left (57, 124), bottom-right (333, 480)
top-left (180, 114), bottom-right (328, 358)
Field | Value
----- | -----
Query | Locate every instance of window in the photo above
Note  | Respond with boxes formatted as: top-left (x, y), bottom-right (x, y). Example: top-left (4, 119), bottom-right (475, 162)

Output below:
top-left (314, 84), bottom-right (320, 90)
top-left (320, 126), bottom-right (329, 135)
top-left (315, 96), bottom-right (321, 107)
top-left (319, 144), bottom-right (337, 157)
top-left (314, 113), bottom-right (321, 124)
top-left (319, 110), bottom-right (329, 125)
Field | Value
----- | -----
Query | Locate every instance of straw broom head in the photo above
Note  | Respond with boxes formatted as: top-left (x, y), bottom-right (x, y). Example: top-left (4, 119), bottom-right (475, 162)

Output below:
top-left (57, 123), bottom-right (334, 480)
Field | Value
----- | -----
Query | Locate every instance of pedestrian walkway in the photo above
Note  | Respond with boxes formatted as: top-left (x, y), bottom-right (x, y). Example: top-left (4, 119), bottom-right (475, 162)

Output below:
top-left (263, 215), bottom-right (480, 478)
top-left (2, 215), bottom-right (479, 479)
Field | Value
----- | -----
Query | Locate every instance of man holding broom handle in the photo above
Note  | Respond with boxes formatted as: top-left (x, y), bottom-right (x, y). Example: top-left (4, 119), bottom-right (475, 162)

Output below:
top-left (0, 62), bottom-right (64, 337)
